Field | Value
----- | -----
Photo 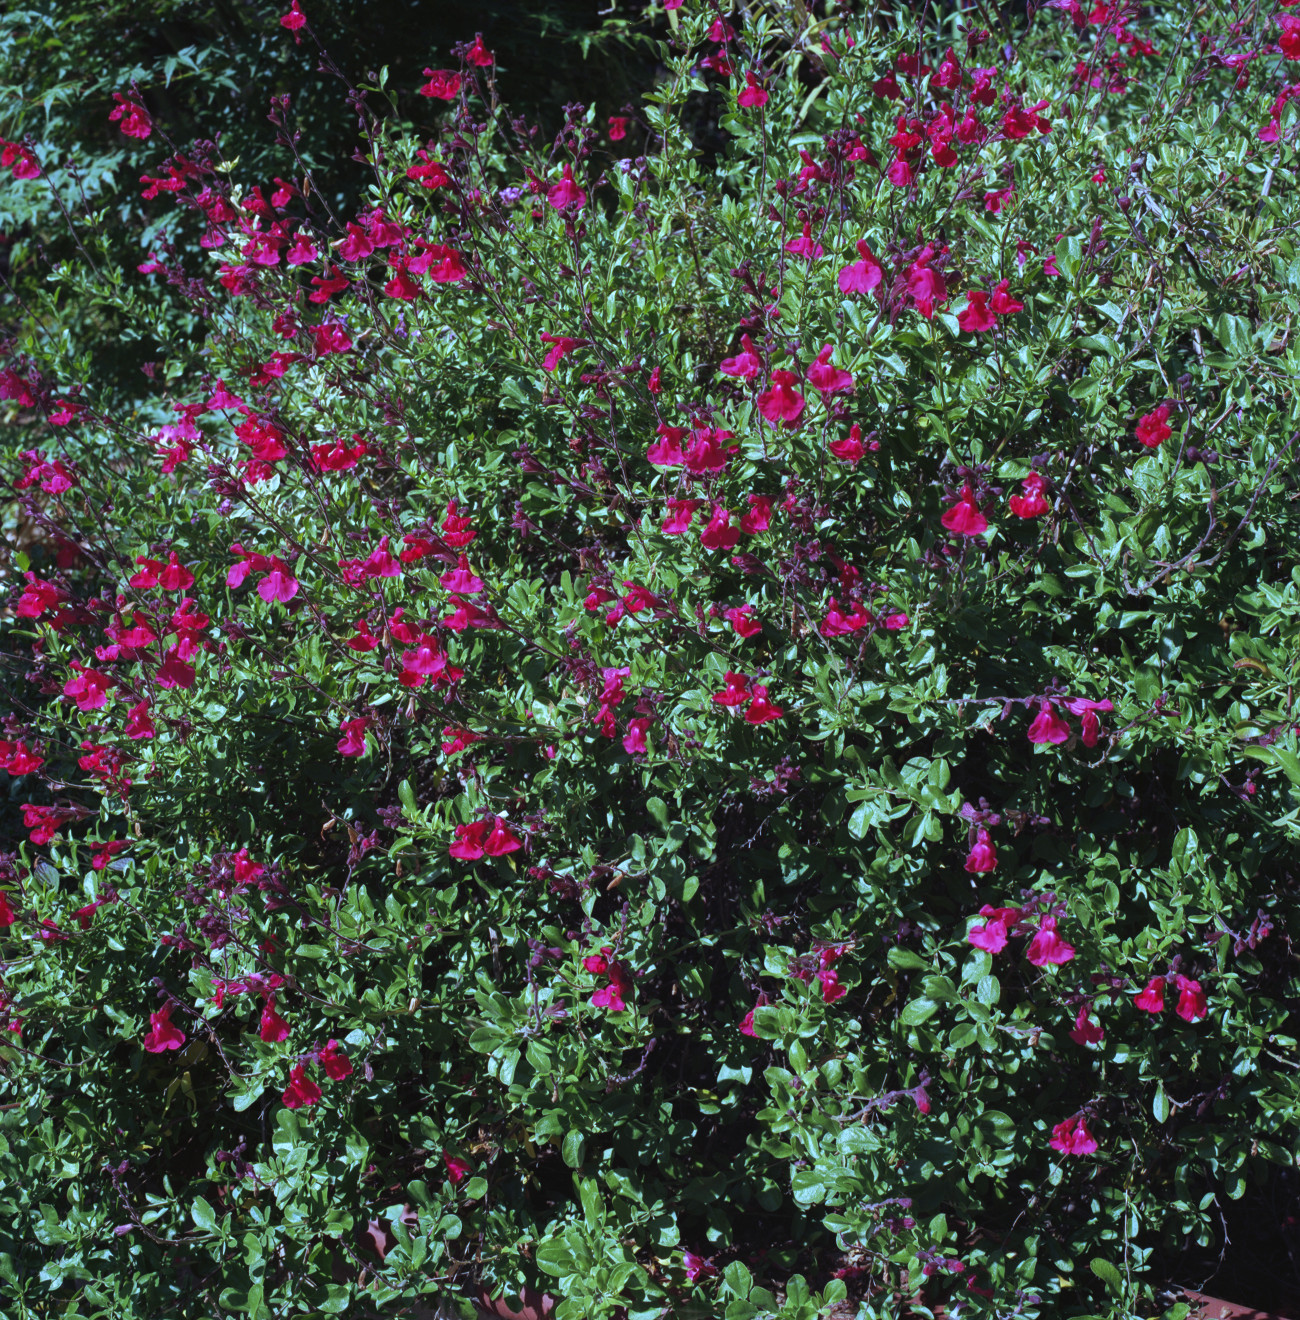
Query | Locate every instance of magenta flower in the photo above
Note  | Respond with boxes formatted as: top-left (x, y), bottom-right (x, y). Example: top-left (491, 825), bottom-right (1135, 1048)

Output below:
top-left (1135, 404), bottom-right (1172, 448)
top-left (963, 827), bottom-right (997, 873)
top-left (838, 240), bottom-right (883, 295)
top-left (700, 506), bottom-right (740, 551)
top-left (1025, 914), bottom-right (1076, 966)
top-left (662, 499), bottom-right (702, 535)
top-left (1027, 701), bottom-right (1071, 744)
top-left (829, 423), bottom-right (866, 464)
top-left (683, 1250), bottom-right (718, 1283)
top-left (622, 718), bottom-right (652, 756)
top-left (719, 333), bottom-right (761, 379)
top-left (259, 996), bottom-right (291, 1043)
top-left (1068, 1004), bottom-right (1104, 1046)
top-left (1049, 1114), bottom-right (1098, 1155)
top-left (418, 69), bottom-right (461, 100)
top-left (443, 1151), bottom-right (470, 1184)
top-left (546, 163), bottom-right (587, 211)
top-left (540, 333), bottom-right (587, 372)
top-left (783, 220), bottom-right (824, 259)
top-left (940, 484), bottom-right (989, 537)
top-left (756, 370), bottom-right (806, 427)
top-left (737, 70), bottom-right (769, 108)
top-left (744, 685), bottom-right (784, 724)
top-left (819, 969), bottom-right (847, 1003)
top-left (282, 1063), bottom-right (322, 1109)
top-left (1134, 976), bottom-right (1166, 1013)
top-left (257, 558), bottom-right (299, 603)
top-left (1175, 975), bottom-right (1208, 1022)
top-left (143, 1001), bottom-right (186, 1053)
top-left (337, 717), bottom-right (370, 758)
top-left (483, 818), bottom-right (523, 856)
top-left (806, 344), bottom-right (854, 395)
top-left (957, 290), bottom-right (998, 333)
top-left (966, 905), bottom-right (1022, 953)
top-left (647, 424), bottom-right (686, 467)
top-left (724, 605), bottom-right (761, 638)
top-left (712, 671), bottom-right (752, 708)
top-left (1008, 472), bottom-right (1050, 518)
top-left (319, 1039), bottom-right (352, 1079)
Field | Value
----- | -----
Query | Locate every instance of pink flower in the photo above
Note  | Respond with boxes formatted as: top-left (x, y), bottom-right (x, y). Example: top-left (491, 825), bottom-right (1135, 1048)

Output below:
top-left (1027, 702), bottom-right (1071, 744)
top-left (124, 700), bottom-right (156, 740)
top-left (739, 1008), bottom-right (757, 1036)
top-left (1008, 472), bottom-right (1049, 518)
top-left (806, 345), bottom-right (854, 395)
top-left (540, 332), bottom-right (587, 372)
top-left (819, 969), bottom-right (847, 1003)
top-left (257, 558), bottom-right (299, 603)
top-left (940, 484), bottom-right (988, 536)
top-left (719, 333), bottom-right (761, 379)
top-left (838, 240), bottom-right (883, 295)
top-left (280, 1), bottom-right (307, 32)
top-left (1025, 914), bottom-right (1076, 967)
top-left (1068, 1004), bottom-right (1104, 1046)
top-left (957, 290), bottom-right (998, 333)
top-left (1135, 404), bottom-right (1172, 448)
top-left (260, 996), bottom-right (291, 1043)
top-left (608, 115), bottom-right (630, 140)
top-left (737, 70), bottom-right (769, 107)
top-left (1175, 975), bottom-right (1208, 1022)
top-left (1049, 1114), bottom-right (1098, 1155)
top-left (319, 1039), bottom-right (352, 1079)
top-left (282, 1063), bottom-right (322, 1109)
top-left (0, 891), bottom-right (14, 928)
top-left (1063, 696), bottom-right (1113, 748)
top-left (1134, 976), bottom-right (1166, 1013)
top-left (443, 1152), bottom-right (470, 1184)
top-left (756, 370), bottom-right (805, 427)
top-left (466, 34), bottom-right (493, 66)
top-left (143, 1001), bottom-right (186, 1052)
top-left (646, 424), bottom-right (686, 467)
top-left (547, 164), bottom-right (587, 211)
top-left (963, 828), bottom-right (997, 873)
top-left (700, 506), bottom-right (740, 551)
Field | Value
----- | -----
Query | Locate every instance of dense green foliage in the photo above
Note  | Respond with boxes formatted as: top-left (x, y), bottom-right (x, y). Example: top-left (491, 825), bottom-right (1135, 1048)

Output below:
top-left (2, 2), bottom-right (1300, 1318)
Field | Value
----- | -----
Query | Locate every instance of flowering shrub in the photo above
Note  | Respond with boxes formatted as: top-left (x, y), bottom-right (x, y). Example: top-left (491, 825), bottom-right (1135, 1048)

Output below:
top-left (3, 2), bottom-right (1300, 1318)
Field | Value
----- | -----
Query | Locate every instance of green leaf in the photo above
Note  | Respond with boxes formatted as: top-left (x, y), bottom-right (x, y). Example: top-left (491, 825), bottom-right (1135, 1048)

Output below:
top-left (1089, 1258), bottom-right (1123, 1293)
top-left (562, 1129), bottom-right (586, 1169)
top-left (191, 1195), bottom-right (217, 1233)
top-left (899, 997), bottom-right (939, 1026)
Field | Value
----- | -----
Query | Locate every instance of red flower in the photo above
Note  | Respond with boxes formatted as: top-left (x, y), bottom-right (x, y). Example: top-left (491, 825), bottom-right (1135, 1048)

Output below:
top-left (282, 1063), bottom-right (322, 1109)
top-left (819, 969), bottom-right (847, 1003)
top-left (967, 905), bottom-right (1023, 953)
top-left (623, 717), bottom-right (653, 756)
top-left (940, 484), bottom-right (989, 536)
top-left (990, 279), bottom-right (1024, 315)
top-left (1049, 1114), bottom-right (1098, 1155)
top-left (0, 890), bottom-right (14, 928)
top-left (684, 1250), bottom-right (718, 1283)
top-left (1027, 701), bottom-right (1071, 744)
top-left (963, 827), bottom-right (997, 873)
top-left (608, 116), bottom-right (630, 140)
top-left (829, 423), bottom-right (866, 464)
top-left (319, 1039), bottom-right (352, 1079)
top-left (1135, 404), bottom-right (1172, 447)
top-left (784, 220), bottom-right (824, 259)
top-left (143, 1001), bottom-right (186, 1052)
top-left (756, 370), bottom-right (806, 427)
top-left (466, 33), bottom-right (493, 66)
top-left (124, 701), bottom-right (156, 740)
top-left (647, 424), bottom-right (686, 467)
top-left (441, 499), bottom-right (477, 547)
top-left (443, 1151), bottom-right (470, 1184)
top-left (1134, 976), bottom-right (1166, 1013)
top-left (1175, 975), bottom-right (1208, 1022)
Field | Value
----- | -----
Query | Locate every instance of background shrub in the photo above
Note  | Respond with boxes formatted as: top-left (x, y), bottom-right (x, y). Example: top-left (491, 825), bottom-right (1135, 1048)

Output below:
top-left (2, 2), bottom-right (1300, 1318)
